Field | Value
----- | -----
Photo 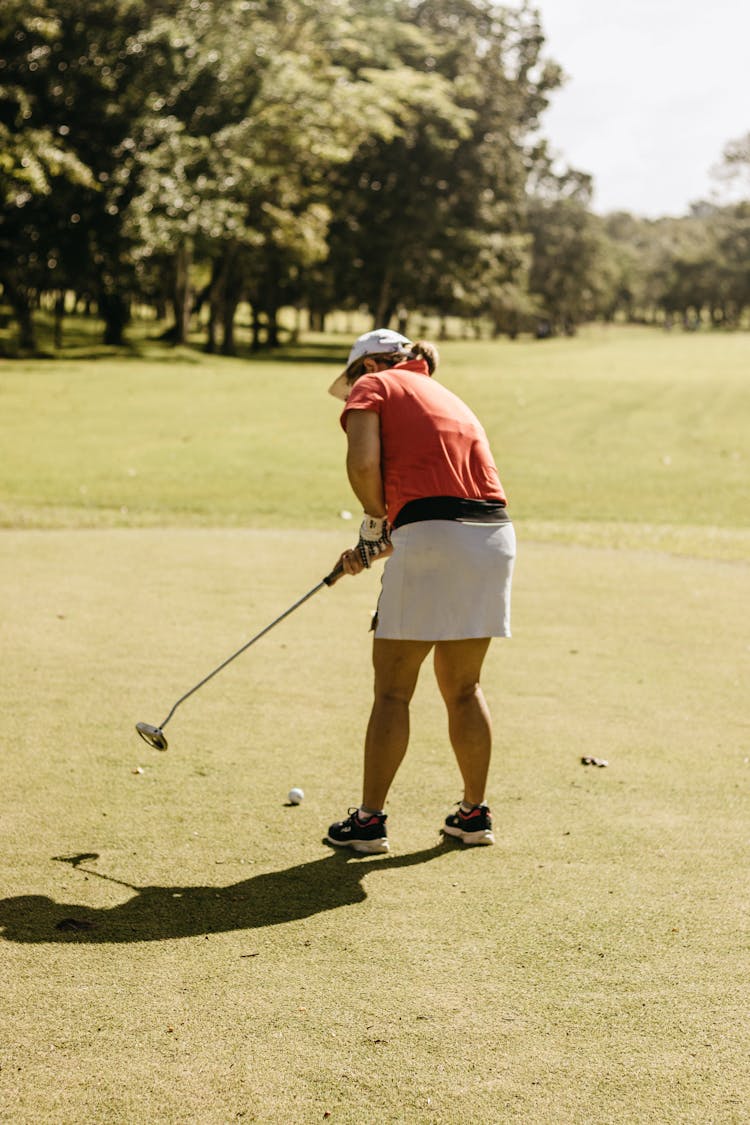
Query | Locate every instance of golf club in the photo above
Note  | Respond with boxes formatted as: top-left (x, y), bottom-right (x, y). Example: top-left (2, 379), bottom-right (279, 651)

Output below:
top-left (135, 560), bottom-right (344, 751)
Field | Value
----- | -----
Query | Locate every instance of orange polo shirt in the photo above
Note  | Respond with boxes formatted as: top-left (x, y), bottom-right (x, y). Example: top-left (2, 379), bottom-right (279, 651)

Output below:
top-left (340, 359), bottom-right (506, 523)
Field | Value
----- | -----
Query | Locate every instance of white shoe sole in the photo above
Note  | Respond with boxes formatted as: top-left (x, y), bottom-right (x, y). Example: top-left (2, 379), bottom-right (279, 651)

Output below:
top-left (443, 825), bottom-right (495, 846)
top-left (326, 834), bottom-right (390, 854)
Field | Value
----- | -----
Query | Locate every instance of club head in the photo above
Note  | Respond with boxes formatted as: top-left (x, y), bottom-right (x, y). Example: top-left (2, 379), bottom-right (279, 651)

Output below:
top-left (135, 722), bottom-right (168, 751)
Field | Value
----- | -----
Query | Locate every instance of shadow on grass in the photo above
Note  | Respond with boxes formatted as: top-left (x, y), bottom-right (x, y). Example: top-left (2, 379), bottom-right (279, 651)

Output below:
top-left (0, 314), bottom-right (345, 365)
top-left (0, 842), bottom-right (457, 944)
top-left (1, 342), bottom-right (343, 366)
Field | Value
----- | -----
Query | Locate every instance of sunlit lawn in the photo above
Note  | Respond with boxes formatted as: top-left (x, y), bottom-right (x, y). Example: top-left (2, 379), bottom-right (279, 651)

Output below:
top-left (0, 323), bottom-right (748, 1122)
top-left (1, 320), bottom-right (748, 556)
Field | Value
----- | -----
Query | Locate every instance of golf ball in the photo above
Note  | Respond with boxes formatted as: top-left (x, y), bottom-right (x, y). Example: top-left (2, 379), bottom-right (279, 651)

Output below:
top-left (288, 787), bottom-right (304, 805)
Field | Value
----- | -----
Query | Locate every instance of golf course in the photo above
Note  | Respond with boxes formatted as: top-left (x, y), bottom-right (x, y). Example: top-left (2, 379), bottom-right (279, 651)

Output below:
top-left (0, 324), bottom-right (748, 1123)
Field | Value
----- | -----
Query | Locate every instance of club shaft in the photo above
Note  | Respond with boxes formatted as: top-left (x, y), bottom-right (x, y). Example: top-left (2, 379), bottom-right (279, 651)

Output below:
top-left (157, 578), bottom-right (329, 729)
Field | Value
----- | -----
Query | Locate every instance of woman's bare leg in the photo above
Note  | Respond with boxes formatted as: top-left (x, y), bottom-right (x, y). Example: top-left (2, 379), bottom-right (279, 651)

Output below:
top-left (433, 638), bottom-right (493, 806)
top-left (362, 638), bottom-right (433, 810)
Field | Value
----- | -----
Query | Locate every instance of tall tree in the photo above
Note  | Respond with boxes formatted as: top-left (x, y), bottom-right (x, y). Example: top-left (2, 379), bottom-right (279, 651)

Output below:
top-left (524, 155), bottom-right (615, 334)
top-left (0, 1), bottom-right (97, 349)
top-left (123, 0), bottom-right (422, 350)
top-left (324, 0), bottom-right (563, 328)
top-left (0, 0), bottom-right (182, 347)
top-left (712, 131), bottom-right (750, 198)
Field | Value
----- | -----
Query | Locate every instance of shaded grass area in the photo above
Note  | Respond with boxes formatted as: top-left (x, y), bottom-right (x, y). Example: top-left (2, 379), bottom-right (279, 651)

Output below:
top-left (1, 530), bottom-right (748, 1123)
top-left (1, 326), bottom-right (748, 558)
top-left (0, 303), bottom-right (370, 362)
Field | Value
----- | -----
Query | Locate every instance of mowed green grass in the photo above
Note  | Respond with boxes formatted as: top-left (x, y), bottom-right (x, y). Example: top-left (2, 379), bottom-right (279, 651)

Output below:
top-left (1, 324), bottom-right (748, 556)
top-left (0, 327), bottom-right (749, 1123)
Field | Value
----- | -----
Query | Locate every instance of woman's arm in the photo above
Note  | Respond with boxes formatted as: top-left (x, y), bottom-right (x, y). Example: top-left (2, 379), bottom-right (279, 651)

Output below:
top-left (345, 410), bottom-right (386, 518)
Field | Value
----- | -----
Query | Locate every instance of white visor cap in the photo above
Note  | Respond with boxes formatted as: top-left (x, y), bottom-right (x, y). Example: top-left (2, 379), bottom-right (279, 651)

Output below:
top-left (328, 328), bottom-right (412, 400)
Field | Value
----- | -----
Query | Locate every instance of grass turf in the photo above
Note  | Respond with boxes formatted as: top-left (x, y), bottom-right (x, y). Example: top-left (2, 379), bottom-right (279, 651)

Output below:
top-left (1, 326), bottom-right (749, 1122)
top-left (1, 325), bottom-right (748, 558)
top-left (1, 529), bottom-right (748, 1123)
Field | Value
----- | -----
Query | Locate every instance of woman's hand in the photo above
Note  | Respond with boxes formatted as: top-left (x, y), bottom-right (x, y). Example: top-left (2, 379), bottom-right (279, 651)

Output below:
top-left (340, 547), bottom-right (367, 577)
top-left (330, 541), bottom-right (394, 582)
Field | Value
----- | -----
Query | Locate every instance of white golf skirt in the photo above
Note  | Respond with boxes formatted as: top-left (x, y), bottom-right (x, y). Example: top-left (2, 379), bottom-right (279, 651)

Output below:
top-left (374, 520), bottom-right (516, 641)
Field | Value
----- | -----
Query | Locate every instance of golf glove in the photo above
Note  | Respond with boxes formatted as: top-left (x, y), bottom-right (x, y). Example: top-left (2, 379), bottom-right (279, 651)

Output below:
top-left (357, 515), bottom-right (391, 568)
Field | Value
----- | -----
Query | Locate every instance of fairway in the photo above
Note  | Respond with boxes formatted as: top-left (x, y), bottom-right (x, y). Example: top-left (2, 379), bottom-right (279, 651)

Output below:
top-left (1, 328), bottom-right (749, 1123)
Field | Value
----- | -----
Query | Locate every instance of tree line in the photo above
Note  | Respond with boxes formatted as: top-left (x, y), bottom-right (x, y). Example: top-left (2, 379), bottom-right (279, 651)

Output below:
top-left (1, 0), bottom-right (748, 354)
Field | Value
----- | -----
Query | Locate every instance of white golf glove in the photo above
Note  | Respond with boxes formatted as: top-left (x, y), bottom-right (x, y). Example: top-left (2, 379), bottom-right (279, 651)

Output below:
top-left (357, 515), bottom-right (391, 568)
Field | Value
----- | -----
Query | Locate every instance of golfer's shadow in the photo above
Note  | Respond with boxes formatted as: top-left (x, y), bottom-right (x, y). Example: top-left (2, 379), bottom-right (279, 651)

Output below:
top-left (0, 842), bottom-right (455, 944)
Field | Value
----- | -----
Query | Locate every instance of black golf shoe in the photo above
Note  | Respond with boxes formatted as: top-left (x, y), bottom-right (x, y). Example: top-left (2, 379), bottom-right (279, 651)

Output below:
top-left (443, 803), bottom-right (495, 846)
top-left (326, 808), bottom-right (389, 854)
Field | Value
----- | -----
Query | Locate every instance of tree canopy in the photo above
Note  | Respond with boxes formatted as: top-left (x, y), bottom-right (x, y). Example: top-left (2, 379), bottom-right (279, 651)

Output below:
top-left (1, 0), bottom-right (748, 352)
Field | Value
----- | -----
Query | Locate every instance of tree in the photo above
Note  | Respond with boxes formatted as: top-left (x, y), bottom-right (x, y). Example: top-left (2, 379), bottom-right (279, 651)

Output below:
top-left (0, 0), bottom-right (190, 348)
top-left (0, 1), bottom-right (97, 349)
top-left (712, 131), bottom-right (750, 199)
top-left (120, 0), bottom-right (265, 348)
top-left (324, 0), bottom-right (564, 329)
top-left (523, 156), bottom-right (618, 334)
top-left (122, 0), bottom-right (422, 351)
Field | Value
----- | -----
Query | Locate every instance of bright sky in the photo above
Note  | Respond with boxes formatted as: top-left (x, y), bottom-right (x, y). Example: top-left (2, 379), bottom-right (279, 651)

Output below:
top-left (537, 0), bottom-right (750, 217)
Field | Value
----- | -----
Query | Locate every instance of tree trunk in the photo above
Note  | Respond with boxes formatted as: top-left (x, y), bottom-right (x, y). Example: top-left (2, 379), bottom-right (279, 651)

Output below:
top-left (374, 266), bottom-right (393, 327)
top-left (221, 264), bottom-right (242, 355)
top-left (205, 308), bottom-right (218, 354)
top-left (11, 288), bottom-right (37, 351)
top-left (251, 306), bottom-right (262, 352)
top-left (204, 258), bottom-right (223, 354)
top-left (101, 292), bottom-right (129, 346)
top-left (172, 241), bottom-right (192, 345)
top-left (54, 291), bottom-right (65, 350)
top-left (206, 242), bottom-right (240, 356)
top-left (290, 305), bottom-right (302, 343)
top-left (221, 293), bottom-right (240, 355)
top-left (266, 306), bottom-right (279, 348)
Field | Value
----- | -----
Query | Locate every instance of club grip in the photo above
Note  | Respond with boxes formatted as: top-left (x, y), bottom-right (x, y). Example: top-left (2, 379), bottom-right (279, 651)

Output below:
top-left (323, 560), bottom-right (345, 586)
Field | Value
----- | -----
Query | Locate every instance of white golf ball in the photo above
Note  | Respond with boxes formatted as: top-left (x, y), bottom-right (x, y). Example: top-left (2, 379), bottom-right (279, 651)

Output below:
top-left (288, 787), bottom-right (304, 805)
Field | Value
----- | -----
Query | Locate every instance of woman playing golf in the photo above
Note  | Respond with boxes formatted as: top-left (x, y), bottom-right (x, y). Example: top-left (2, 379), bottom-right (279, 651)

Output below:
top-left (326, 328), bottom-right (516, 853)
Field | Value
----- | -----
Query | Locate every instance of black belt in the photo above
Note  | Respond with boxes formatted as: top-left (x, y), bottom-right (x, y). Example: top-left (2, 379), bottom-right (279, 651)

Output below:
top-left (392, 496), bottom-right (511, 529)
